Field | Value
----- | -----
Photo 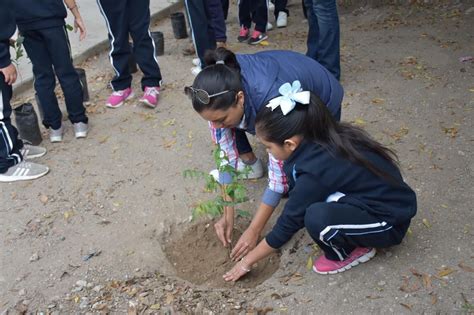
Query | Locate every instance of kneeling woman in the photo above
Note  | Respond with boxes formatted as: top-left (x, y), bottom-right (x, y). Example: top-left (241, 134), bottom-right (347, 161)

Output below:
top-left (186, 48), bottom-right (343, 260)
top-left (223, 84), bottom-right (417, 281)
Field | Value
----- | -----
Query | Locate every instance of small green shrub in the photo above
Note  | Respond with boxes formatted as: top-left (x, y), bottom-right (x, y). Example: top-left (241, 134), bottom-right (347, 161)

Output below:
top-left (183, 144), bottom-right (251, 220)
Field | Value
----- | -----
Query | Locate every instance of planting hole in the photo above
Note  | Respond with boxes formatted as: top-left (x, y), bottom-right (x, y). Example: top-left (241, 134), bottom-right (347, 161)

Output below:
top-left (163, 220), bottom-right (280, 288)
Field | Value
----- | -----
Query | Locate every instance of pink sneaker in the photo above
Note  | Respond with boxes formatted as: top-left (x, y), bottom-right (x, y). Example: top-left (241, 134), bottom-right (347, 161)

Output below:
top-left (313, 247), bottom-right (376, 275)
top-left (106, 88), bottom-right (134, 108)
top-left (237, 26), bottom-right (250, 42)
top-left (139, 86), bottom-right (160, 108)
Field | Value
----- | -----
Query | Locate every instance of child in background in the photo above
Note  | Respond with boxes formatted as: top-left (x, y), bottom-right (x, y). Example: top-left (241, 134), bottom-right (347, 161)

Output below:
top-left (223, 83), bottom-right (417, 281)
top-left (237, 0), bottom-right (269, 45)
top-left (13, 0), bottom-right (89, 142)
top-left (96, 0), bottom-right (162, 109)
top-left (0, 1), bottom-right (49, 182)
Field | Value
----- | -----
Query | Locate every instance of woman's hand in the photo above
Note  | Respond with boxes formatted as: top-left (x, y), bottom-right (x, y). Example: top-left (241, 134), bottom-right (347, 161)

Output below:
top-left (230, 227), bottom-right (258, 261)
top-left (74, 17), bottom-right (86, 41)
top-left (223, 257), bottom-right (251, 282)
top-left (214, 214), bottom-right (233, 247)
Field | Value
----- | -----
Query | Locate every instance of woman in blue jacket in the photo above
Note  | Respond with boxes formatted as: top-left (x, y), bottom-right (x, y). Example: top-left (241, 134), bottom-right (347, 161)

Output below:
top-left (185, 47), bottom-right (343, 260)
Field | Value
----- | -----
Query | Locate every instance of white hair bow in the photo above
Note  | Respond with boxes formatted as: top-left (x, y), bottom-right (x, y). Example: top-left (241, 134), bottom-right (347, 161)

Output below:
top-left (266, 80), bottom-right (310, 115)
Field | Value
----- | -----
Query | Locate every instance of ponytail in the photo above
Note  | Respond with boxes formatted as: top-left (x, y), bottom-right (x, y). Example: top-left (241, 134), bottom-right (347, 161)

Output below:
top-left (204, 47), bottom-right (241, 72)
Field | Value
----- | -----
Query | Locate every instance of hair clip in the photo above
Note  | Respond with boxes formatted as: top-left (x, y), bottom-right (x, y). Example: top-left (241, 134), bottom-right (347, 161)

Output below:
top-left (266, 80), bottom-right (310, 115)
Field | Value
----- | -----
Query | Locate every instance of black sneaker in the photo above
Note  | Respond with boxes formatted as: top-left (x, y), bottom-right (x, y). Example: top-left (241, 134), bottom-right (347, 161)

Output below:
top-left (237, 26), bottom-right (250, 42)
top-left (248, 30), bottom-right (268, 45)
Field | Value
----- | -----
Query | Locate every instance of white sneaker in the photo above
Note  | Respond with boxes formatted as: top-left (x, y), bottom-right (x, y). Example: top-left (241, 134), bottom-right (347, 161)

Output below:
top-left (191, 66), bottom-right (202, 76)
top-left (209, 158), bottom-right (264, 182)
top-left (0, 161), bottom-right (49, 182)
top-left (192, 58), bottom-right (201, 67)
top-left (266, 22), bottom-right (273, 31)
top-left (277, 12), bottom-right (288, 28)
top-left (50, 125), bottom-right (63, 143)
top-left (237, 158), bottom-right (264, 179)
top-left (73, 122), bottom-right (88, 139)
top-left (20, 144), bottom-right (47, 159)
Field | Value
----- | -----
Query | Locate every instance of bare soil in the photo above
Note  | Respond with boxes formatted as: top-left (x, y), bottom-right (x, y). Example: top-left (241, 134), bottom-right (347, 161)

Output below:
top-left (1, 1), bottom-right (473, 314)
top-left (163, 219), bottom-right (280, 289)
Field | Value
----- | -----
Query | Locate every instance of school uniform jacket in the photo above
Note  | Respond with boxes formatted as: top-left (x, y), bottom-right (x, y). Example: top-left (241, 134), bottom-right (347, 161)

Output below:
top-left (265, 140), bottom-right (417, 249)
top-left (13, 0), bottom-right (67, 32)
top-left (236, 50), bottom-right (343, 135)
top-left (0, 0), bottom-right (15, 68)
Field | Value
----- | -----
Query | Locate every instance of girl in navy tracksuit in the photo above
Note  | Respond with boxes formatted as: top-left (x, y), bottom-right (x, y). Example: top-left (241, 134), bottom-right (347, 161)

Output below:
top-left (223, 87), bottom-right (417, 281)
top-left (186, 48), bottom-right (343, 265)
top-left (13, 0), bottom-right (89, 142)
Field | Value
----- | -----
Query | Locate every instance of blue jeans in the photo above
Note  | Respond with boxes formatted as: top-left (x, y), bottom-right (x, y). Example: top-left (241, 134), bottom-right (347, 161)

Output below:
top-left (304, 0), bottom-right (340, 80)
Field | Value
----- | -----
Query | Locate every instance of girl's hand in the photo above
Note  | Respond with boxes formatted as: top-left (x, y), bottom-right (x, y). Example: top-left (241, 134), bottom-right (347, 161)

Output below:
top-left (230, 227), bottom-right (258, 261)
top-left (223, 257), bottom-right (251, 282)
top-left (74, 17), bottom-right (86, 41)
top-left (214, 215), bottom-right (233, 247)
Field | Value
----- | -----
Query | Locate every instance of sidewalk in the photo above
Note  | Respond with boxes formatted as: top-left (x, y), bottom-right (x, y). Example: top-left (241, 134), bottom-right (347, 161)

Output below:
top-left (12, 0), bottom-right (183, 94)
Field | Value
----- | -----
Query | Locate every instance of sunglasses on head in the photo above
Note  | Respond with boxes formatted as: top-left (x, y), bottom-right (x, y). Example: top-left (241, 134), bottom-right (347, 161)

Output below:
top-left (184, 86), bottom-right (233, 105)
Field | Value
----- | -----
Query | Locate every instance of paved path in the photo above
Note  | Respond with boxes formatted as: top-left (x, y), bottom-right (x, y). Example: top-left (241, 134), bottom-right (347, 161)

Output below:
top-left (12, 0), bottom-right (183, 93)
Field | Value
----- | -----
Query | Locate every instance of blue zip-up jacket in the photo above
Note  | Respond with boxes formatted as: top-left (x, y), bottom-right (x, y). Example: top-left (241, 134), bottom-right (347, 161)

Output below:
top-left (265, 140), bottom-right (417, 249)
top-left (0, 0), bottom-right (15, 68)
top-left (13, 0), bottom-right (67, 32)
top-left (236, 50), bottom-right (343, 135)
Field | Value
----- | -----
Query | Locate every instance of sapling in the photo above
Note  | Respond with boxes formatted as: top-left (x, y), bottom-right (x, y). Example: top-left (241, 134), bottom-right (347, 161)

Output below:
top-left (184, 144), bottom-right (252, 221)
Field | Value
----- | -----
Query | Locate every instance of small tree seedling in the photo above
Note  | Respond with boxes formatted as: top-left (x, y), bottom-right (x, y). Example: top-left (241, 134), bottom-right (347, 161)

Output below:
top-left (183, 144), bottom-right (252, 221)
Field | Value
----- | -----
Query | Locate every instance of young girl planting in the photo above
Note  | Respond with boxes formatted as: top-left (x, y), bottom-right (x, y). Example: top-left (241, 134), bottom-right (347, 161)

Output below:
top-left (223, 81), bottom-right (417, 281)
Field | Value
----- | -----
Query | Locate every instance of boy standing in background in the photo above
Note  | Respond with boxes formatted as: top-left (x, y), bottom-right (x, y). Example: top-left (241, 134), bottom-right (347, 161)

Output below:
top-left (12, 0), bottom-right (89, 143)
top-left (0, 0), bottom-right (49, 182)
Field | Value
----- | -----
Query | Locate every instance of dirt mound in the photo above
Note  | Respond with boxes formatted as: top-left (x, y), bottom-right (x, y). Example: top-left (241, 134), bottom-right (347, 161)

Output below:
top-left (163, 220), bottom-right (281, 289)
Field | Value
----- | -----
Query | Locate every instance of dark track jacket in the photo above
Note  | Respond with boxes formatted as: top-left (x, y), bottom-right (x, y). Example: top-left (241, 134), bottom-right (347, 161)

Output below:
top-left (13, 0), bottom-right (67, 32)
top-left (0, 0), bottom-right (15, 68)
top-left (266, 140), bottom-right (417, 249)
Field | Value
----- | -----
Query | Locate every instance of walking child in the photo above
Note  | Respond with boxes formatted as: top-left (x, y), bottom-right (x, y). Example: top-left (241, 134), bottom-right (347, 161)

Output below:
top-left (223, 83), bottom-right (417, 281)
top-left (13, 0), bottom-right (89, 142)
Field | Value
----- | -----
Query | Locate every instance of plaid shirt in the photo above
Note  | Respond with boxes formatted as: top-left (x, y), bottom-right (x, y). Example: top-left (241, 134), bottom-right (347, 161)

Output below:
top-left (210, 122), bottom-right (288, 207)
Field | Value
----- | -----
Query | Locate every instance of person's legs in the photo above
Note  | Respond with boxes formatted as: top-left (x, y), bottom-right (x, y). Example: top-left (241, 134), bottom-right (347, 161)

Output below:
top-left (127, 0), bottom-right (162, 90)
top-left (305, 0), bottom-right (340, 80)
top-left (207, 0), bottom-right (227, 44)
top-left (238, 0), bottom-right (253, 29)
top-left (185, 0), bottom-right (217, 67)
top-left (251, 0), bottom-right (268, 33)
top-left (97, 0), bottom-right (133, 91)
top-left (0, 75), bottom-right (23, 173)
top-left (305, 201), bottom-right (408, 261)
top-left (274, 0), bottom-right (289, 22)
top-left (22, 30), bottom-right (62, 130)
top-left (220, 0), bottom-right (229, 20)
top-left (43, 26), bottom-right (88, 126)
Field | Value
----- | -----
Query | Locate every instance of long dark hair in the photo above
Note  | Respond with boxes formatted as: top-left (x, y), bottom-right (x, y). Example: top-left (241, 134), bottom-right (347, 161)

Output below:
top-left (191, 48), bottom-right (242, 113)
top-left (255, 93), bottom-right (400, 181)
